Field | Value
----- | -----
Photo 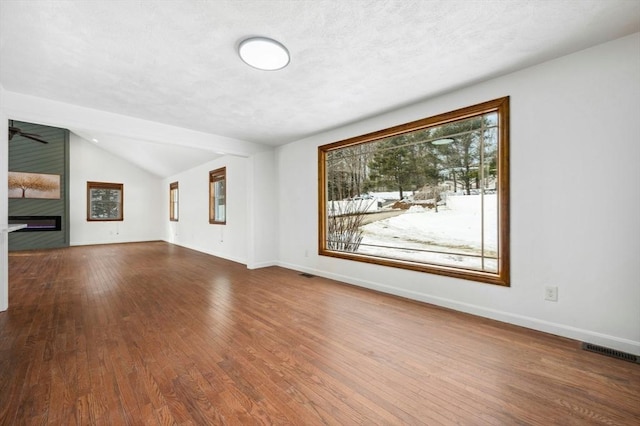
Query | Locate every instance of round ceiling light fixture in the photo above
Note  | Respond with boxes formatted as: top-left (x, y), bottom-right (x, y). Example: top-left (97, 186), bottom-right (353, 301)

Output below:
top-left (238, 37), bottom-right (290, 71)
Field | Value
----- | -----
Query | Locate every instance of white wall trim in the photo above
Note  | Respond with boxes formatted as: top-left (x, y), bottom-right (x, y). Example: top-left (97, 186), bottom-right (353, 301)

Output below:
top-left (246, 261), bottom-right (278, 270)
top-left (166, 241), bottom-right (247, 266)
top-left (278, 261), bottom-right (640, 356)
top-left (70, 239), bottom-right (163, 247)
top-left (160, 236), bottom-right (275, 269)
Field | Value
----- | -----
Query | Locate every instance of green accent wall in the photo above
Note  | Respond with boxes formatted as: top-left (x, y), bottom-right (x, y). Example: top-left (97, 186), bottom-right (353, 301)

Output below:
top-left (8, 120), bottom-right (70, 250)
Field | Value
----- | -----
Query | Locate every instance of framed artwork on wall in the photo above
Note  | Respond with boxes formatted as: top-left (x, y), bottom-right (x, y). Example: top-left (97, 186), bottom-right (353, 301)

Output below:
top-left (8, 171), bottom-right (61, 199)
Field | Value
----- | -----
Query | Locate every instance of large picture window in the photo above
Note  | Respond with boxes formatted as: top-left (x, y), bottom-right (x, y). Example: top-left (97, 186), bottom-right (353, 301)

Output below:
top-left (318, 97), bottom-right (510, 285)
top-left (169, 181), bottom-right (179, 221)
top-left (87, 181), bottom-right (123, 221)
top-left (209, 167), bottom-right (226, 224)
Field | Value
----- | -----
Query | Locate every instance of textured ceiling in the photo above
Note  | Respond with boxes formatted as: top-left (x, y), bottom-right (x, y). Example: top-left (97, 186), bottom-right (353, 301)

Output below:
top-left (1, 0), bottom-right (639, 176)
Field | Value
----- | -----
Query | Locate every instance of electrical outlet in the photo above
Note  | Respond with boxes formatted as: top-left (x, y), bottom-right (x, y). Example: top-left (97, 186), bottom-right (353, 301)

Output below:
top-left (545, 286), bottom-right (558, 302)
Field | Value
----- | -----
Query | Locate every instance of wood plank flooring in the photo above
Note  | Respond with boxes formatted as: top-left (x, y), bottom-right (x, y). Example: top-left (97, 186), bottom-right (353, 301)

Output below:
top-left (1, 242), bottom-right (639, 425)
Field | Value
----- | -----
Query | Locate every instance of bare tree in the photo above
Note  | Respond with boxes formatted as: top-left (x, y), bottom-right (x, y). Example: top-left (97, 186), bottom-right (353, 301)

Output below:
top-left (327, 144), bottom-right (376, 200)
top-left (8, 174), bottom-right (58, 198)
top-left (326, 199), bottom-right (370, 252)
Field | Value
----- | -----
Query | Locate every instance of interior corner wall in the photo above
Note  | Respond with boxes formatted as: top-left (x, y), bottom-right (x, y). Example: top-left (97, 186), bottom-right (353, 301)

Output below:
top-left (246, 149), bottom-right (278, 269)
top-left (275, 33), bottom-right (640, 355)
top-left (69, 133), bottom-right (164, 245)
top-left (162, 155), bottom-right (248, 265)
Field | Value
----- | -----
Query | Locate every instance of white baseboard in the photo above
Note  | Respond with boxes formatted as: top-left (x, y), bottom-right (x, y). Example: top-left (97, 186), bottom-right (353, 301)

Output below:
top-left (70, 238), bottom-right (160, 246)
top-left (166, 241), bottom-right (247, 266)
top-left (278, 261), bottom-right (640, 357)
top-left (246, 260), bottom-right (277, 270)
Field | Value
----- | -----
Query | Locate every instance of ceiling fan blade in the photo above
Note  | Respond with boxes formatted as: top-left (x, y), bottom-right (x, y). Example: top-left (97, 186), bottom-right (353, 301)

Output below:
top-left (7, 126), bottom-right (49, 144)
top-left (8, 123), bottom-right (49, 144)
top-left (8, 126), bottom-right (19, 140)
top-left (20, 133), bottom-right (49, 144)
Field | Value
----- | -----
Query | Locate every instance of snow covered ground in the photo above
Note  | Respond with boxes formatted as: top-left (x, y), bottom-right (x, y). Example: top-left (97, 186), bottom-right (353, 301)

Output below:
top-left (357, 194), bottom-right (498, 272)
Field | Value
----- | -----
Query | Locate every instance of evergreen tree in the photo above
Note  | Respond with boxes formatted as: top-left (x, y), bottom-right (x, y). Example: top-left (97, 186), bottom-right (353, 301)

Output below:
top-left (368, 134), bottom-right (418, 199)
top-left (430, 117), bottom-right (485, 195)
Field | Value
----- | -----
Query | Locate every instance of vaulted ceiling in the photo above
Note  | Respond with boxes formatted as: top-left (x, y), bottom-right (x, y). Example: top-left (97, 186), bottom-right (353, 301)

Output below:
top-left (1, 0), bottom-right (639, 176)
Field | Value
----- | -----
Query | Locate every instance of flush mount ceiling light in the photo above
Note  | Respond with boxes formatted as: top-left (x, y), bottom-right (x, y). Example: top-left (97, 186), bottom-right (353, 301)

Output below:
top-left (238, 37), bottom-right (290, 71)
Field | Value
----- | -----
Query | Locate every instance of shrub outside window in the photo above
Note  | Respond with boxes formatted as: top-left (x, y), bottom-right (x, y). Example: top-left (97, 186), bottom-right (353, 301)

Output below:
top-left (209, 167), bottom-right (226, 224)
top-left (318, 97), bottom-right (510, 286)
top-left (87, 181), bottom-right (123, 221)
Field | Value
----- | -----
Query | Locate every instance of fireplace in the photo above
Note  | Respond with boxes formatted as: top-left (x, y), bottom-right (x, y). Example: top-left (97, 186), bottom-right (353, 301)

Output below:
top-left (8, 216), bottom-right (62, 232)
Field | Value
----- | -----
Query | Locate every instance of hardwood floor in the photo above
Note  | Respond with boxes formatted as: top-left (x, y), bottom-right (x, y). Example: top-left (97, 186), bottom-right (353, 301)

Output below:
top-left (1, 242), bottom-right (639, 425)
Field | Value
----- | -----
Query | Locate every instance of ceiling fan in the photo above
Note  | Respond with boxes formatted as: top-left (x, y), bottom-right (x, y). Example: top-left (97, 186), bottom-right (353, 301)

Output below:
top-left (8, 120), bottom-right (49, 144)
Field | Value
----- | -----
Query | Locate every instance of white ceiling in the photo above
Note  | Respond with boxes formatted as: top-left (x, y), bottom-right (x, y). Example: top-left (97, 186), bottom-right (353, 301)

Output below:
top-left (1, 0), bottom-right (639, 176)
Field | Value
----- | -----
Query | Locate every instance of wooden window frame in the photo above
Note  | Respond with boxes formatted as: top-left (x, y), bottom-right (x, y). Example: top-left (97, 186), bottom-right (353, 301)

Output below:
top-left (87, 181), bottom-right (124, 222)
top-left (318, 97), bottom-right (510, 286)
top-left (209, 167), bottom-right (226, 225)
top-left (169, 181), bottom-right (179, 222)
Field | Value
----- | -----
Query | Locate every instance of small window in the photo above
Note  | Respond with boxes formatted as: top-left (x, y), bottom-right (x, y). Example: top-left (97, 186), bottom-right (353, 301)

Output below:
top-left (209, 167), bottom-right (226, 224)
top-left (318, 97), bottom-right (510, 286)
top-left (87, 181), bottom-right (123, 221)
top-left (169, 181), bottom-right (179, 221)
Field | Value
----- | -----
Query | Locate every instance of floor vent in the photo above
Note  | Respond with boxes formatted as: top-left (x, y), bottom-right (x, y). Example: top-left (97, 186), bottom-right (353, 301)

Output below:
top-left (582, 342), bottom-right (639, 364)
top-left (299, 273), bottom-right (315, 278)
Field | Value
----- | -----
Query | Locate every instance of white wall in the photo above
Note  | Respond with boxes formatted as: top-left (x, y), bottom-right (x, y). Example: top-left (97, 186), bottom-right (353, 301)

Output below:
top-left (0, 109), bottom-right (8, 311)
top-left (163, 155), bottom-right (248, 265)
top-left (70, 133), bottom-right (164, 245)
top-left (275, 33), bottom-right (640, 355)
top-left (246, 149), bottom-right (278, 269)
